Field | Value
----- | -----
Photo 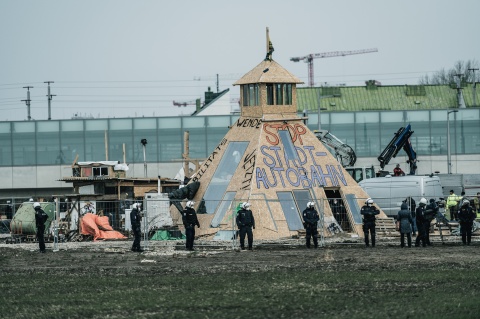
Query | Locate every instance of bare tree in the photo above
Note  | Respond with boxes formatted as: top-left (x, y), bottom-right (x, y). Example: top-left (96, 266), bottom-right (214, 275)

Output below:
top-left (419, 60), bottom-right (479, 85)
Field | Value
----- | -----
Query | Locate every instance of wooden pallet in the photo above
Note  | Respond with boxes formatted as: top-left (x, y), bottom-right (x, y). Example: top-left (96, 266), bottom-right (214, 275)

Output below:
top-left (375, 217), bottom-right (400, 236)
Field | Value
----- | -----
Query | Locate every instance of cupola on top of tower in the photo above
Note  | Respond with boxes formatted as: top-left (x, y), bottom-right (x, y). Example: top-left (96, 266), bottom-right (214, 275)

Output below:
top-left (233, 28), bottom-right (304, 118)
top-left (233, 59), bottom-right (303, 86)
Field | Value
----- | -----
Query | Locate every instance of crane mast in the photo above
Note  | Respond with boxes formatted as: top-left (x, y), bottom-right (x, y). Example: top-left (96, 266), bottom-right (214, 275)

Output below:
top-left (290, 48), bottom-right (378, 87)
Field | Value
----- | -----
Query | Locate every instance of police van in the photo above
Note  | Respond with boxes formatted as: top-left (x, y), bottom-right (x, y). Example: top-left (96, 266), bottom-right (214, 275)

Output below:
top-left (358, 175), bottom-right (443, 217)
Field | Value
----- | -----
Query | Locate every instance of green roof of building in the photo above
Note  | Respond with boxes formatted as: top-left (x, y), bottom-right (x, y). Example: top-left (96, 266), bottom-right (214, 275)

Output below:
top-left (297, 82), bottom-right (478, 112)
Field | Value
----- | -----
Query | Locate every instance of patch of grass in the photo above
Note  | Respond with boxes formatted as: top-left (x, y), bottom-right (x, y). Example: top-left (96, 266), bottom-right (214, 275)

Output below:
top-left (2, 268), bottom-right (479, 319)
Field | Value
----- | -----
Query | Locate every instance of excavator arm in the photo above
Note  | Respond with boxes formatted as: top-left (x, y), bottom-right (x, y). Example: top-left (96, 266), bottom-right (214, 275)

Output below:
top-left (377, 124), bottom-right (418, 175)
top-left (314, 130), bottom-right (357, 167)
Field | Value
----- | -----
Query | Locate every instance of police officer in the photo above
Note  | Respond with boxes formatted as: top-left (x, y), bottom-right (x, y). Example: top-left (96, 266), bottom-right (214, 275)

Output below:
top-left (130, 203), bottom-right (143, 252)
top-left (424, 198), bottom-right (438, 246)
top-left (181, 201), bottom-right (200, 251)
top-left (415, 198), bottom-right (428, 247)
top-left (360, 198), bottom-right (380, 247)
top-left (236, 202), bottom-right (255, 250)
top-left (302, 201), bottom-right (319, 248)
top-left (458, 199), bottom-right (476, 245)
top-left (34, 202), bottom-right (48, 253)
top-left (404, 197), bottom-right (416, 236)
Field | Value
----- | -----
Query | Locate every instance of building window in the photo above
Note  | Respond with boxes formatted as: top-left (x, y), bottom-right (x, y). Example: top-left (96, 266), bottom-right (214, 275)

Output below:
top-left (242, 84), bottom-right (259, 106)
top-left (285, 84), bottom-right (292, 105)
top-left (266, 84), bottom-right (275, 105)
top-left (93, 167), bottom-right (109, 176)
top-left (276, 84), bottom-right (284, 105)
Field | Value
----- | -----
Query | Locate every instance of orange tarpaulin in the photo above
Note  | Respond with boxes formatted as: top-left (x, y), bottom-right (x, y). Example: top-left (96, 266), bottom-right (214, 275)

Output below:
top-left (80, 213), bottom-right (126, 241)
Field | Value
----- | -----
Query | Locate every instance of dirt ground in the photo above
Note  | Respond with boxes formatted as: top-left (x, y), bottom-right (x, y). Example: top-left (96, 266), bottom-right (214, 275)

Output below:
top-left (1, 234), bottom-right (479, 274)
top-left (2, 233), bottom-right (480, 319)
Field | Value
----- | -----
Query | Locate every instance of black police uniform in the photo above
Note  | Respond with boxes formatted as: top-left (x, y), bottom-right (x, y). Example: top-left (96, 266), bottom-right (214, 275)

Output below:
top-left (130, 206), bottom-right (143, 252)
top-left (458, 204), bottom-right (476, 245)
top-left (415, 204), bottom-right (427, 247)
top-left (424, 200), bottom-right (438, 246)
top-left (236, 208), bottom-right (255, 250)
top-left (181, 206), bottom-right (200, 251)
top-left (34, 205), bottom-right (48, 253)
top-left (360, 204), bottom-right (380, 247)
top-left (302, 206), bottom-right (319, 248)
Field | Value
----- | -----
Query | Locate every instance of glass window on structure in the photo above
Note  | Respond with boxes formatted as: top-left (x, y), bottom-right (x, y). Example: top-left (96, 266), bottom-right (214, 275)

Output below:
top-left (85, 120), bottom-right (108, 162)
top-left (158, 118), bottom-right (182, 162)
top-left (249, 84), bottom-right (259, 106)
top-left (285, 84), bottom-right (292, 105)
top-left (206, 117), bottom-right (230, 157)
top-left (278, 130), bottom-right (301, 164)
top-left (183, 117), bottom-right (207, 159)
top-left (36, 121), bottom-right (60, 165)
top-left (0, 123), bottom-right (12, 166)
top-left (242, 84), bottom-right (259, 106)
top-left (292, 190), bottom-right (313, 213)
top-left (109, 119), bottom-right (133, 163)
top-left (266, 84), bottom-right (274, 105)
top-left (277, 191), bottom-right (304, 230)
top-left (203, 142), bottom-right (249, 214)
top-left (12, 122), bottom-right (36, 166)
top-left (276, 84), bottom-right (284, 105)
top-left (133, 118), bottom-right (157, 164)
top-left (61, 120), bottom-right (84, 164)
top-left (210, 191), bottom-right (236, 227)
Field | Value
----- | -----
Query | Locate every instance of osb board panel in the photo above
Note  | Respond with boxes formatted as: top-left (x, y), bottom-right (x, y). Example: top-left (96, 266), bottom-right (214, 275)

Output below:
top-left (242, 106), bottom-right (264, 118)
top-left (233, 60), bottom-right (303, 85)
top-left (176, 116), bottom-right (385, 240)
top-left (134, 186), bottom-right (160, 197)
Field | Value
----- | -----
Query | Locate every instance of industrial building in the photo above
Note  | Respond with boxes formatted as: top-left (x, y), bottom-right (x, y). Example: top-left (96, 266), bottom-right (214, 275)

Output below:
top-left (0, 81), bottom-right (478, 201)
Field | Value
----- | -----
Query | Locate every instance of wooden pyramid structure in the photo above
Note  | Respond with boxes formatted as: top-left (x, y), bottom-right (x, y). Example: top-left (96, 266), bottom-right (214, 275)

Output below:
top-left (171, 31), bottom-right (385, 240)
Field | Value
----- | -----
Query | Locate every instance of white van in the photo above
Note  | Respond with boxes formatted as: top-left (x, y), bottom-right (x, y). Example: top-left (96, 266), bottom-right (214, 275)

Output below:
top-left (358, 175), bottom-right (443, 217)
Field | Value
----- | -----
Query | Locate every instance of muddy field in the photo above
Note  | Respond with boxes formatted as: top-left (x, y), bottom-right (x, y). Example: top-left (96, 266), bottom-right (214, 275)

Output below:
top-left (1, 236), bottom-right (480, 319)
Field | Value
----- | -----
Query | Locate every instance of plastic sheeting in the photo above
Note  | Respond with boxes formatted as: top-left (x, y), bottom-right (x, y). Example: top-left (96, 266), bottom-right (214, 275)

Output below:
top-left (150, 230), bottom-right (185, 241)
top-left (80, 213), bottom-right (126, 241)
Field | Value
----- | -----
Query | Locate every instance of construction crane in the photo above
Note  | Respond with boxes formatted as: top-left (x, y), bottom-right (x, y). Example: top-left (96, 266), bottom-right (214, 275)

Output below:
top-left (173, 100), bottom-right (197, 107)
top-left (290, 48), bottom-right (378, 87)
top-left (314, 129), bottom-right (357, 167)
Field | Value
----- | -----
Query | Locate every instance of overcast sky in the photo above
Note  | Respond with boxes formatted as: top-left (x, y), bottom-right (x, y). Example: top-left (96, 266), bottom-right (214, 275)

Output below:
top-left (1, 0), bottom-right (479, 121)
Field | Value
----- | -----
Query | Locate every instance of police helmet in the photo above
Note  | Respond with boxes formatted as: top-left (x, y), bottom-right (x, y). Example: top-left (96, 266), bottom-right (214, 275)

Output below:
top-left (365, 198), bottom-right (374, 205)
top-left (307, 201), bottom-right (315, 208)
top-left (186, 201), bottom-right (195, 208)
top-left (419, 198), bottom-right (427, 205)
top-left (33, 202), bottom-right (41, 208)
top-left (132, 203), bottom-right (139, 209)
top-left (462, 199), bottom-right (470, 206)
top-left (241, 202), bottom-right (251, 210)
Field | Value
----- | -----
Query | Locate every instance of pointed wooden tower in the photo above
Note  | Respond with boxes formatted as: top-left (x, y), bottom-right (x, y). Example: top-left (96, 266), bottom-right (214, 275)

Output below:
top-left (173, 29), bottom-right (385, 240)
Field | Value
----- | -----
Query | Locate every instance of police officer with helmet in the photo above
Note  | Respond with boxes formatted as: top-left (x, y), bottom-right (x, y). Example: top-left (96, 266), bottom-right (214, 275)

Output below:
top-left (130, 203), bottom-right (143, 252)
top-left (302, 201), bottom-right (319, 248)
top-left (236, 202), bottom-right (255, 250)
top-left (458, 199), bottom-right (476, 245)
top-left (360, 198), bottom-right (380, 247)
top-left (181, 201), bottom-right (200, 251)
top-left (415, 198), bottom-right (428, 247)
top-left (34, 202), bottom-right (48, 253)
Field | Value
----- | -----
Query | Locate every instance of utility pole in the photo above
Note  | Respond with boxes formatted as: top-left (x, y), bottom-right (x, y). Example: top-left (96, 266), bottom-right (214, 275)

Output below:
top-left (21, 86), bottom-right (33, 121)
top-left (453, 74), bottom-right (465, 108)
top-left (468, 68), bottom-right (478, 107)
top-left (44, 81), bottom-right (56, 120)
